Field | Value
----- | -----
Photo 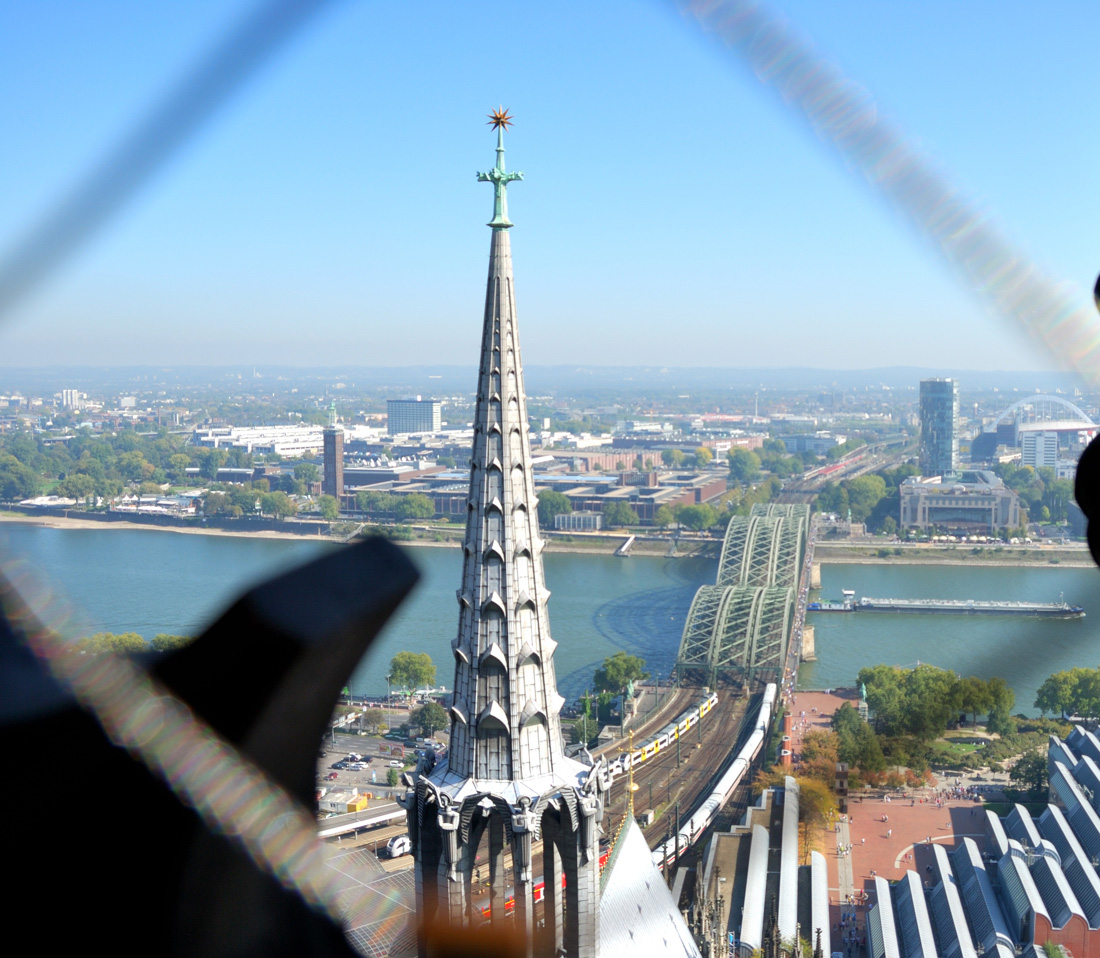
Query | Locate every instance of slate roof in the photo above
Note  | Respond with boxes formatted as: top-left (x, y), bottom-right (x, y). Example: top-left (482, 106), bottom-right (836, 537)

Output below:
top-left (599, 816), bottom-right (701, 958)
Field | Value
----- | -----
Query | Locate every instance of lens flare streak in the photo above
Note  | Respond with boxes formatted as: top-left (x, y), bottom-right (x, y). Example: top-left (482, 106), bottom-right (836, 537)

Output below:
top-left (680, 0), bottom-right (1100, 382)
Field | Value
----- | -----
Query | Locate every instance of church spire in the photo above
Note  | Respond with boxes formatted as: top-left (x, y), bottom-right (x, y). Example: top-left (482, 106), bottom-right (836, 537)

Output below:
top-left (447, 111), bottom-right (563, 782)
top-left (407, 116), bottom-right (606, 958)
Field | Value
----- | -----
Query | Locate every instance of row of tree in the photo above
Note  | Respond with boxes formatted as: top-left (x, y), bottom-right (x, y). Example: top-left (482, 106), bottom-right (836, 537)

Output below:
top-left (355, 490), bottom-right (436, 521)
top-left (536, 490), bottom-right (725, 532)
top-left (1035, 667), bottom-right (1100, 719)
top-left (857, 663), bottom-right (1015, 739)
top-left (993, 462), bottom-right (1075, 524)
top-left (74, 632), bottom-right (192, 654)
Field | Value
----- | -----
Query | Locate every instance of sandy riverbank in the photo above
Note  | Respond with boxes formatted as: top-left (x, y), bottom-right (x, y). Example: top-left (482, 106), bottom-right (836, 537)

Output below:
top-left (0, 510), bottom-right (335, 541)
top-left (0, 512), bottom-right (709, 558)
top-left (4, 512), bottom-right (1091, 567)
top-left (814, 543), bottom-right (1095, 568)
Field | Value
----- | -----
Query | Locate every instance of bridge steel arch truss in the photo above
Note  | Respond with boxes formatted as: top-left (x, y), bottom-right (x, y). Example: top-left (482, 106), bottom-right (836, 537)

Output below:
top-left (678, 502), bottom-right (809, 687)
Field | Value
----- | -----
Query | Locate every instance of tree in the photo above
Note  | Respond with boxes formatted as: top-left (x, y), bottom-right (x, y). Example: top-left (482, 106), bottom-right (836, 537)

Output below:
top-left (389, 651), bottom-right (435, 692)
top-left (117, 450), bottom-right (153, 483)
top-left (727, 448), bottom-right (762, 482)
top-left (654, 504), bottom-right (676, 529)
top-left (594, 651), bottom-right (649, 715)
top-left (293, 461), bottom-right (320, 485)
top-left (0, 454), bottom-right (41, 500)
top-left (986, 676), bottom-right (1016, 736)
top-left (318, 494), bottom-right (340, 520)
top-left (694, 446), bottom-right (713, 468)
top-left (195, 448), bottom-right (228, 481)
top-left (76, 631), bottom-right (148, 654)
top-left (900, 664), bottom-right (960, 740)
top-left (675, 504), bottom-right (717, 531)
top-left (165, 453), bottom-right (191, 483)
top-left (537, 490), bottom-right (572, 527)
top-left (357, 490), bottom-right (399, 515)
top-left (150, 633), bottom-right (192, 652)
top-left (857, 664), bottom-right (905, 733)
top-left (386, 767), bottom-right (401, 786)
top-left (602, 500), bottom-right (638, 528)
top-left (957, 675), bottom-right (994, 727)
top-left (795, 777), bottom-right (838, 860)
top-left (831, 703), bottom-right (886, 772)
top-left (1036, 670), bottom-right (1078, 718)
top-left (395, 493), bottom-right (435, 521)
top-left (259, 491), bottom-right (298, 519)
top-left (56, 472), bottom-right (96, 501)
top-left (846, 475), bottom-right (888, 523)
top-left (661, 448), bottom-right (685, 468)
top-left (1010, 749), bottom-right (1048, 798)
top-left (800, 729), bottom-right (839, 783)
top-left (361, 708), bottom-right (385, 732)
top-left (413, 701), bottom-right (449, 737)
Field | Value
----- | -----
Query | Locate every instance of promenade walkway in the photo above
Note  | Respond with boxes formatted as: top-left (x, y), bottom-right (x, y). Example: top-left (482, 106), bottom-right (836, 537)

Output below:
top-left (788, 689), bottom-right (1005, 956)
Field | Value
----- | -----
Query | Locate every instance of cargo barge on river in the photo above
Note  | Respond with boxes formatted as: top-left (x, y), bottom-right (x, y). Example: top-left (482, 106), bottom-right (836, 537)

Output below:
top-left (808, 592), bottom-right (1084, 618)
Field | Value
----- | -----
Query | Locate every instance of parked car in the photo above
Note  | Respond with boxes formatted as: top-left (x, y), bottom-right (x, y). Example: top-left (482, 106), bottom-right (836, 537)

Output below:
top-left (330, 761), bottom-right (348, 770)
top-left (388, 760), bottom-right (403, 768)
top-left (324, 772), bottom-right (338, 781)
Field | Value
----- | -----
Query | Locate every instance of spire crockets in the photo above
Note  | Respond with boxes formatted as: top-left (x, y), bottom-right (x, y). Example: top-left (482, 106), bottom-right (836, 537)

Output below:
top-left (408, 118), bottom-right (606, 958)
top-left (447, 110), bottom-right (565, 782)
top-left (477, 107), bottom-right (523, 229)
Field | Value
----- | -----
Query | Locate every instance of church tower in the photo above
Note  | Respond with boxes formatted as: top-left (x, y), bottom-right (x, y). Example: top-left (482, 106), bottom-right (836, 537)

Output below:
top-left (404, 111), bottom-right (608, 958)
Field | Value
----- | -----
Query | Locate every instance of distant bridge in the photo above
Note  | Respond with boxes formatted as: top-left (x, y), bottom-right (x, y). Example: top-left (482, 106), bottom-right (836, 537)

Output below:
top-left (993, 394), bottom-right (1095, 429)
top-left (676, 503), bottom-right (809, 688)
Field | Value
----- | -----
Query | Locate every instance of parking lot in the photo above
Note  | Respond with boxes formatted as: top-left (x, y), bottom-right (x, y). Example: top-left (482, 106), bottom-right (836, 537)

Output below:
top-left (317, 730), bottom-right (449, 800)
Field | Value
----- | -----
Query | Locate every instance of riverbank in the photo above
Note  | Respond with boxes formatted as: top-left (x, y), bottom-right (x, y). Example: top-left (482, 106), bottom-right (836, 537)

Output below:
top-left (0, 511), bottom-right (713, 558)
top-left (815, 541), bottom-right (1094, 568)
top-left (0, 510), bottom-right (335, 542)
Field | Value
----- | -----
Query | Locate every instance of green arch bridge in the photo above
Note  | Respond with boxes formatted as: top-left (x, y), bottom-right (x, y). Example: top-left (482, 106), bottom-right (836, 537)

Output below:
top-left (676, 503), bottom-right (810, 688)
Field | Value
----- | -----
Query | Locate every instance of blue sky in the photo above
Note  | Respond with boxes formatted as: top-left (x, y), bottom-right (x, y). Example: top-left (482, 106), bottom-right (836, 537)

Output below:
top-left (0, 1), bottom-right (1096, 371)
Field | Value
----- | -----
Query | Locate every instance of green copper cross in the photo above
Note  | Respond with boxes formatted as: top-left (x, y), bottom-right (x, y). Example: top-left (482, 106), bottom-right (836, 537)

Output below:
top-left (478, 125), bottom-right (523, 229)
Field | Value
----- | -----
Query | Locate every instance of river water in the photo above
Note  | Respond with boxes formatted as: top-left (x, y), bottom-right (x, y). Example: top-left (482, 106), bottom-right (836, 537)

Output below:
top-left (0, 524), bottom-right (710, 704)
top-left (5, 523), bottom-right (1100, 713)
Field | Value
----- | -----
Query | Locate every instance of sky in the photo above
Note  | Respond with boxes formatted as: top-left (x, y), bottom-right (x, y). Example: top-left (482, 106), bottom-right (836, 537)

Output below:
top-left (0, 0), bottom-right (1096, 372)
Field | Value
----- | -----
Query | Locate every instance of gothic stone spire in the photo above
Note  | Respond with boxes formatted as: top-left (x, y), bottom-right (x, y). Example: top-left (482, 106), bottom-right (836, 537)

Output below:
top-left (447, 115), bottom-right (564, 781)
top-left (408, 116), bottom-right (606, 958)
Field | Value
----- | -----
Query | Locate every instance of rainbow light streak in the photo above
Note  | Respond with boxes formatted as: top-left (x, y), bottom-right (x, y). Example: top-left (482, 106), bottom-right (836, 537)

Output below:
top-left (681, 0), bottom-right (1100, 382)
top-left (1, 559), bottom-right (351, 930)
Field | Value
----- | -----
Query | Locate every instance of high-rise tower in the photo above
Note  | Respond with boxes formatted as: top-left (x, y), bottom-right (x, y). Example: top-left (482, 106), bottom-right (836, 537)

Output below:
top-left (322, 400), bottom-right (343, 500)
top-left (919, 378), bottom-right (959, 478)
top-left (404, 111), bottom-right (607, 958)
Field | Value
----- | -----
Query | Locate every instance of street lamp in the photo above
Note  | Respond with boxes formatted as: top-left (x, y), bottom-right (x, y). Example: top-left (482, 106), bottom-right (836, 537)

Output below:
top-left (385, 673), bottom-right (392, 709)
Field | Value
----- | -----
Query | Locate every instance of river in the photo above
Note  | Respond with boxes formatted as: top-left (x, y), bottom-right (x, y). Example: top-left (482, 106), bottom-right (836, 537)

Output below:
top-left (0, 524), bottom-right (709, 704)
top-left (4, 523), bottom-right (1100, 713)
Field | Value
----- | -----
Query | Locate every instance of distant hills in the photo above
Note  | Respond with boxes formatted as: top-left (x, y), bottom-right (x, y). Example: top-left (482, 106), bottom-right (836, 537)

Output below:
top-left (0, 364), bottom-right (1079, 396)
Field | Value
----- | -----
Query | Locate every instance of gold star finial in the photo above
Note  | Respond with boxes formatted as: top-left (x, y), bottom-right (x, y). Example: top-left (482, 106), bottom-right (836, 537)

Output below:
top-left (487, 106), bottom-right (514, 131)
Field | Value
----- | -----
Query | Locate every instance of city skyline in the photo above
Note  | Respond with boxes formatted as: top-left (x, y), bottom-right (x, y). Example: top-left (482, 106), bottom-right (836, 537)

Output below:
top-left (0, 1), bottom-right (1096, 372)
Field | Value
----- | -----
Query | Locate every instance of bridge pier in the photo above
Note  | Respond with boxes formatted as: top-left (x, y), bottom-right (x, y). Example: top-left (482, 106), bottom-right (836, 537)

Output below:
top-left (800, 624), bottom-right (816, 662)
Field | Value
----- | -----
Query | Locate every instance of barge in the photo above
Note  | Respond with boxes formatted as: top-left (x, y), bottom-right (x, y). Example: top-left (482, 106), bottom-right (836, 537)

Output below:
top-left (807, 594), bottom-right (1084, 618)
